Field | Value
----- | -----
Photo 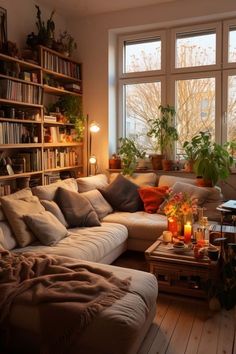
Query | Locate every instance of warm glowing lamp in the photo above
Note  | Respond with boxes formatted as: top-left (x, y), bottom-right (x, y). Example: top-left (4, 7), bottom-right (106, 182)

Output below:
top-left (87, 117), bottom-right (100, 175)
top-left (184, 222), bottom-right (192, 243)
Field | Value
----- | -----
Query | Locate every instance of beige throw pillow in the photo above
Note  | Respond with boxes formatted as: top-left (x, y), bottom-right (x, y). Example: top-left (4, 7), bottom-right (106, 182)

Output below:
top-left (1, 196), bottom-right (45, 247)
top-left (81, 190), bottom-right (113, 220)
top-left (24, 211), bottom-right (68, 246)
top-left (109, 172), bottom-right (157, 187)
top-left (76, 174), bottom-right (109, 192)
top-left (32, 178), bottom-right (78, 201)
top-left (40, 200), bottom-right (68, 227)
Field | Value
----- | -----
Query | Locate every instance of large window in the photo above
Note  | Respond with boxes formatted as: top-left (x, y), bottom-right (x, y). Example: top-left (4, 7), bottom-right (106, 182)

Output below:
top-left (118, 20), bottom-right (236, 156)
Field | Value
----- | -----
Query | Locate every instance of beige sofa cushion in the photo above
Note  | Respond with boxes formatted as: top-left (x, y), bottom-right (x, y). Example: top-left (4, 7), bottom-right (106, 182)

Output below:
top-left (1, 196), bottom-right (45, 247)
top-left (103, 211), bottom-right (167, 242)
top-left (32, 178), bottom-right (78, 201)
top-left (77, 174), bottom-right (109, 192)
top-left (0, 221), bottom-right (17, 250)
top-left (109, 172), bottom-right (157, 187)
top-left (171, 182), bottom-right (210, 206)
top-left (158, 175), bottom-right (196, 187)
top-left (40, 200), bottom-right (68, 227)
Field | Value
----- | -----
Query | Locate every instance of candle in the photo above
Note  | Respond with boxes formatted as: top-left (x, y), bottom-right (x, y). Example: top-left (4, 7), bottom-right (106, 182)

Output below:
top-left (184, 222), bottom-right (192, 243)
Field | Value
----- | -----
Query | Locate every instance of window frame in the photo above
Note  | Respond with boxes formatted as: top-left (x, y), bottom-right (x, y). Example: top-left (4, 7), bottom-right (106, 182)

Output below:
top-left (223, 19), bottom-right (236, 68)
top-left (222, 68), bottom-right (236, 143)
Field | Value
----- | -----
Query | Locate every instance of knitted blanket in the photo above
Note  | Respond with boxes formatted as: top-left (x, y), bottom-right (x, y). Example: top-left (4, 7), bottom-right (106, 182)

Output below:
top-left (0, 249), bottom-right (130, 353)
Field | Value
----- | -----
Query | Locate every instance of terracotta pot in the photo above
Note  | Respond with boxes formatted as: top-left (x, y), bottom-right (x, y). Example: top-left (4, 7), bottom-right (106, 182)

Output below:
top-left (162, 159), bottom-right (173, 171)
top-left (195, 176), bottom-right (213, 187)
top-left (109, 158), bottom-right (121, 169)
top-left (184, 160), bottom-right (194, 173)
top-left (149, 154), bottom-right (163, 170)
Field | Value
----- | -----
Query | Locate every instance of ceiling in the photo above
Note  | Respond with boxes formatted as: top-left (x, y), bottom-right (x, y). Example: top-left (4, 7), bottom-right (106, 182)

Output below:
top-left (38, 0), bottom-right (176, 18)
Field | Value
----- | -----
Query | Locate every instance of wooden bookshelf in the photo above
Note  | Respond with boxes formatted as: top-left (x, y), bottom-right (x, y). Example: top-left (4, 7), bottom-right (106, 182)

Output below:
top-left (0, 49), bottom-right (84, 193)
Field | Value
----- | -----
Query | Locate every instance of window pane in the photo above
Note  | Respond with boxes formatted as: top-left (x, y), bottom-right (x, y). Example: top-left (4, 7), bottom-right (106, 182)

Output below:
top-left (124, 39), bottom-right (161, 73)
top-left (228, 27), bottom-right (236, 63)
top-left (175, 77), bottom-right (215, 156)
top-left (176, 31), bottom-right (216, 68)
top-left (227, 75), bottom-right (236, 142)
top-left (125, 82), bottom-right (161, 151)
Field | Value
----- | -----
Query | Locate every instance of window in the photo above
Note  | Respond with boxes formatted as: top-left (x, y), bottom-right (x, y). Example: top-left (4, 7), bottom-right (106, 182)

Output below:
top-left (117, 20), bottom-right (236, 156)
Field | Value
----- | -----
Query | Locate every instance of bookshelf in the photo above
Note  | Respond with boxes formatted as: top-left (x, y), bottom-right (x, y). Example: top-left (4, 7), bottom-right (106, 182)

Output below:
top-left (0, 47), bottom-right (83, 195)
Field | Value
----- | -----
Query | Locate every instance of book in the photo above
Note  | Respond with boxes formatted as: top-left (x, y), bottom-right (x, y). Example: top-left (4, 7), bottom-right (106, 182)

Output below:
top-left (220, 200), bottom-right (236, 210)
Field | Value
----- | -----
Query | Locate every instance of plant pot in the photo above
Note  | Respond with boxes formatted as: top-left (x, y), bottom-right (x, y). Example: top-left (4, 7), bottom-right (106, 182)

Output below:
top-left (195, 176), bottom-right (213, 187)
top-left (162, 159), bottom-right (173, 171)
top-left (149, 154), bottom-right (163, 170)
top-left (109, 158), bottom-right (121, 169)
top-left (184, 160), bottom-right (194, 173)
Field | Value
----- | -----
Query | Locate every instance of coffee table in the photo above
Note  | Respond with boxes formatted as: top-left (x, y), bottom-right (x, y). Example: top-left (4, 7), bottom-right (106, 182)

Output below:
top-left (145, 239), bottom-right (219, 298)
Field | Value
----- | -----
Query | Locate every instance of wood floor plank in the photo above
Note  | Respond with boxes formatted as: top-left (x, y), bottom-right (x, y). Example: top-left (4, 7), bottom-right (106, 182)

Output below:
top-left (197, 308), bottom-right (221, 354)
top-left (138, 296), bottom-right (171, 354)
top-left (185, 303), bottom-right (208, 354)
top-left (165, 302), bottom-right (197, 354)
top-left (148, 299), bottom-right (182, 354)
top-left (217, 308), bottom-right (235, 354)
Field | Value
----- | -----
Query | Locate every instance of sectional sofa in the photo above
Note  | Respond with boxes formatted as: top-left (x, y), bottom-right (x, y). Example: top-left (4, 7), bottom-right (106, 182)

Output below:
top-left (0, 172), bottom-right (222, 354)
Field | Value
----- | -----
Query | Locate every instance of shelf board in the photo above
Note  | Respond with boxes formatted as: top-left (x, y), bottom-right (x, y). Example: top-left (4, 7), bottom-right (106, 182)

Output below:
top-left (43, 142), bottom-right (82, 148)
top-left (0, 143), bottom-right (42, 149)
top-left (43, 120), bottom-right (74, 126)
top-left (43, 85), bottom-right (82, 97)
top-left (0, 171), bottom-right (43, 181)
top-left (44, 165), bottom-right (81, 173)
top-left (0, 117), bottom-right (42, 124)
top-left (0, 98), bottom-right (43, 108)
top-left (0, 53), bottom-right (41, 70)
top-left (0, 73), bottom-right (42, 87)
top-left (42, 68), bottom-right (81, 83)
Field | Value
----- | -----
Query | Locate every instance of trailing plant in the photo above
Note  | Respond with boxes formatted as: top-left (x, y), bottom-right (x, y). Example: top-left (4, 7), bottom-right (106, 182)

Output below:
top-left (147, 105), bottom-right (178, 159)
top-left (49, 95), bottom-right (86, 140)
top-left (57, 31), bottom-right (77, 56)
top-left (118, 137), bottom-right (145, 175)
top-left (187, 131), bottom-right (233, 186)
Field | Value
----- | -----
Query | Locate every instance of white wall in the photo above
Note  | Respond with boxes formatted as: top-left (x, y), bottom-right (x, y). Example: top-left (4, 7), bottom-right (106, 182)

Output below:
top-left (68, 0), bottom-right (236, 173)
top-left (0, 0), bottom-right (67, 50)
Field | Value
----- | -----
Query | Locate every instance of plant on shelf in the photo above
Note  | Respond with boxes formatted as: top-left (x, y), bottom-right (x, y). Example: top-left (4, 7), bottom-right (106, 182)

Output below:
top-left (50, 95), bottom-right (86, 141)
top-left (182, 139), bottom-right (199, 172)
top-left (147, 104), bottom-right (178, 170)
top-left (187, 131), bottom-right (233, 186)
top-left (118, 137), bottom-right (145, 175)
top-left (56, 31), bottom-right (77, 57)
top-left (26, 5), bottom-right (55, 49)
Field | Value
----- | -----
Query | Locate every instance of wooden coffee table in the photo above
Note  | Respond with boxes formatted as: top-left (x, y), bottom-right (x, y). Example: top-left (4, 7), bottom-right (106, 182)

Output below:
top-left (145, 239), bottom-right (219, 298)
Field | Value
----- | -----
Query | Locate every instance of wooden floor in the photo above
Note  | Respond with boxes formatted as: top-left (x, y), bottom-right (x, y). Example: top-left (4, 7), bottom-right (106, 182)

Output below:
top-left (113, 251), bottom-right (236, 354)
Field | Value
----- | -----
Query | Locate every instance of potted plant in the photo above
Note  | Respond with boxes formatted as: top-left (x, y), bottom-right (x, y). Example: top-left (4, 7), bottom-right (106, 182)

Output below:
top-left (56, 31), bottom-right (77, 57)
top-left (182, 139), bottom-right (199, 172)
top-left (49, 95), bottom-right (86, 141)
top-left (118, 137), bottom-right (145, 175)
top-left (147, 105), bottom-right (178, 171)
top-left (188, 131), bottom-right (233, 186)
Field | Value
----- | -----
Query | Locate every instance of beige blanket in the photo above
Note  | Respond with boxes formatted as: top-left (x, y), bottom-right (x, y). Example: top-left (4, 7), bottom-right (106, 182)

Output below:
top-left (0, 249), bottom-right (130, 354)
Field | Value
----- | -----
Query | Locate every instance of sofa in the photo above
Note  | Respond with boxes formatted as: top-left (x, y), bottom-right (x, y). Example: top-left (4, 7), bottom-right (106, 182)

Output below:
top-left (0, 172), bottom-right (222, 353)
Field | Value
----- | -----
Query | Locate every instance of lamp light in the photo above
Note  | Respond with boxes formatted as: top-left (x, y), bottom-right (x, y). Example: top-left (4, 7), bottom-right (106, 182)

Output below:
top-left (87, 117), bottom-right (100, 176)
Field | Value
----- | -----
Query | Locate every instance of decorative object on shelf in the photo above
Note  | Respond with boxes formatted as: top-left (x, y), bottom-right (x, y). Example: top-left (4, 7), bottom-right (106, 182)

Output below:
top-left (147, 105), bottom-right (178, 171)
top-left (0, 7), bottom-right (7, 53)
top-left (184, 131), bottom-right (233, 187)
top-left (56, 31), bottom-right (77, 57)
top-left (163, 190), bottom-right (197, 237)
top-left (118, 137), bottom-right (145, 176)
top-left (87, 119), bottom-right (100, 176)
top-left (26, 5), bottom-right (55, 49)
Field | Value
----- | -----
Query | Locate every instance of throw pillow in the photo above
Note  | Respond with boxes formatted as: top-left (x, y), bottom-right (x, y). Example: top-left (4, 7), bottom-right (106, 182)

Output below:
top-left (99, 174), bottom-right (143, 212)
top-left (76, 174), bottom-right (109, 192)
top-left (40, 200), bottom-right (68, 227)
top-left (138, 186), bottom-right (169, 213)
top-left (0, 196), bottom-right (45, 247)
top-left (56, 187), bottom-right (101, 228)
top-left (24, 211), bottom-right (68, 246)
top-left (32, 178), bottom-right (78, 201)
top-left (0, 221), bottom-right (17, 250)
top-left (158, 175), bottom-right (196, 187)
top-left (109, 172), bottom-right (157, 187)
top-left (81, 190), bottom-right (113, 220)
top-left (171, 182), bottom-right (210, 206)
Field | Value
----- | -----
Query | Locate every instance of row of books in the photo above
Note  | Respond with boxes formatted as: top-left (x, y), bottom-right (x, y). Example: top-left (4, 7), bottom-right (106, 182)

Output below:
top-left (0, 184), bottom-right (11, 196)
top-left (42, 50), bottom-right (81, 79)
top-left (43, 172), bottom-right (61, 185)
top-left (12, 149), bottom-right (42, 172)
top-left (43, 148), bottom-right (78, 170)
top-left (0, 79), bottom-right (43, 104)
top-left (0, 123), bottom-right (33, 144)
top-left (45, 126), bottom-right (77, 143)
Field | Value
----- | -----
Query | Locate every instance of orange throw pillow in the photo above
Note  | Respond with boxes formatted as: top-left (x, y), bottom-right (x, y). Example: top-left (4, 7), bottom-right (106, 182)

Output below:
top-left (138, 186), bottom-right (169, 213)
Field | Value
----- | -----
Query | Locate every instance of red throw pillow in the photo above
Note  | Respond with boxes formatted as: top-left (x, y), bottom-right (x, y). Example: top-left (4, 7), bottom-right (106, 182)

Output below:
top-left (138, 186), bottom-right (169, 213)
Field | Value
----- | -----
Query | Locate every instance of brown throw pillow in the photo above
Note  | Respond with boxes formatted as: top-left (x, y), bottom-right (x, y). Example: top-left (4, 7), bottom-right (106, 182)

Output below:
top-left (99, 174), bottom-right (143, 212)
top-left (56, 187), bottom-right (101, 228)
